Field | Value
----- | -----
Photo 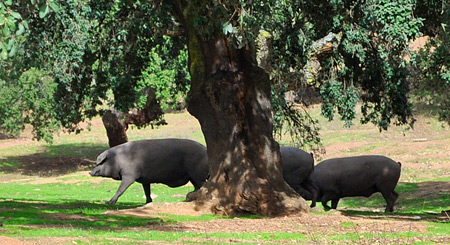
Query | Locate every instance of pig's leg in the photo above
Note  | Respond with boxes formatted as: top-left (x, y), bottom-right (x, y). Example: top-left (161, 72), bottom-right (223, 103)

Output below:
top-left (321, 192), bottom-right (338, 210)
top-left (320, 196), bottom-right (331, 210)
top-left (382, 190), bottom-right (399, 213)
top-left (301, 178), bottom-right (318, 208)
top-left (142, 183), bottom-right (152, 203)
top-left (189, 178), bottom-right (202, 190)
top-left (107, 177), bottom-right (135, 205)
top-left (331, 198), bottom-right (340, 209)
top-left (310, 188), bottom-right (318, 208)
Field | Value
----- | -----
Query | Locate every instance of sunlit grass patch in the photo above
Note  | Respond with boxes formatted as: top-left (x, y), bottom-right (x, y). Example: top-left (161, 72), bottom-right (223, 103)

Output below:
top-left (340, 221), bottom-right (357, 229)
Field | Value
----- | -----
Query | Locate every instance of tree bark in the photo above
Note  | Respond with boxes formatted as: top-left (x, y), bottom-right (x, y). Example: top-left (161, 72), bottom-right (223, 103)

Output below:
top-left (102, 108), bottom-right (128, 147)
top-left (173, 1), bottom-right (309, 216)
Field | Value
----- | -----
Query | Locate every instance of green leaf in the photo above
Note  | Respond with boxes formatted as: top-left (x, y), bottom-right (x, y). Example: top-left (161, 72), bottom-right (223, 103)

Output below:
top-left (49, 1), bottom-right (60, 12)
top-left (10, 12), bottom-right (21, 20)
top-left (7, 15), bottom-right (15, 27)
top-left (39, 4), bottom-right (49, 18)
top-left (16, 23), bottom-right (25, 35)
top-left (223, 23), bottom-right (234, 35)
top-left (8, 43), bottom-right (16, 57)
top-left (4, 0), bottom-right (12, 6)
top-left (3, 25), bottom-right (10, 36)
top-left (0, 41), bottom-right (6, 51)
top-left (7, 38), bottom-right (14, 49)
top-left (0, 50), bottom-right (7, 60)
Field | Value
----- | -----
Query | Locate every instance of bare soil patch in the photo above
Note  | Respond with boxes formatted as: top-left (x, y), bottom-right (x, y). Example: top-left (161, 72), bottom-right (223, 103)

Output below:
top-left (0, 236), bottom-right (34, 245)
top-left (182, 212), bottom-right (427, 234)
top-left (104, 202), bottom-right (210, 217)
top-left (104, 202), bottom-right (433, 233)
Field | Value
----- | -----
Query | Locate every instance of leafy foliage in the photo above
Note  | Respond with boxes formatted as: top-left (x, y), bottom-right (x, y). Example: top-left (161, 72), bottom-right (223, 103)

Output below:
top-left (312, 0), bottom-right (422, 130)
top-left (0, 0), bottom-right (60, 59)
top-left (415, 0), bottom-right (444, 36)
top-left (0, 0), bottom-right (25, 59)
top-left (140, 37), bottom-right (190, 111)
top-left (253, 0), bottom-right (422, 148)
top-left (413, 1), bottom-right (450, 124)
top-left (0, 68), bottom-right (60, 142)
top-left (320, 81), bottom-right (359, 127)
top-left (0, 0), bottom-right (446, 147)
top-left (0, 0), bottom-right (189, 141)
top-left (272, 84), bottom-right (324, 155)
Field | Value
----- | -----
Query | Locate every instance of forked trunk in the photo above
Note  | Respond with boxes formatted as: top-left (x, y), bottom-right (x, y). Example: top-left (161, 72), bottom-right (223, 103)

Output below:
top-left (102, 88), bottom-right (163, 148)
top-left (174, 2), bottom-right (309, 215)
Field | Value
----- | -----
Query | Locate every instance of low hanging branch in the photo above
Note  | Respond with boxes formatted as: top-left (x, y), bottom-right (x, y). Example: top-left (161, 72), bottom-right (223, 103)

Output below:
top-left (268, 32), bottom-right (343, 91)
top-left (303, 32), bottom-right (343, 87)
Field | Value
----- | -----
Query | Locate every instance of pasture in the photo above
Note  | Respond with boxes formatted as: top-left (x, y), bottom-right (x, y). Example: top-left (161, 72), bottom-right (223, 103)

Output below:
top-left (0, 107), bottom-right (449, 244)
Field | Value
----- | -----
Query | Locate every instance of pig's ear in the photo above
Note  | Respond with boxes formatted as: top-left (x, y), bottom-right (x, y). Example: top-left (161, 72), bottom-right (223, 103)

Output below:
top-left (96, 152), bottom-right (108, 166)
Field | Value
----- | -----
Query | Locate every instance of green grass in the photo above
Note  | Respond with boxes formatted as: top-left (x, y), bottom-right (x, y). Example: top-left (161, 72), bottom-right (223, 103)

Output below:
top-left (0, 177), bottom-right (449, 243)
top-left (1, 110), bottom-right (449, 244)
top-left (0, 176), bottom-right (223, 243)
top-left (340, 221), bottom-right (357, 229)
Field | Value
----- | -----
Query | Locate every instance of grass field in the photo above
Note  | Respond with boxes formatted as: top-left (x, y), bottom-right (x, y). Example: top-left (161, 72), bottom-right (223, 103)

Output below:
top-left (0, 107), bottom-right (449, 244)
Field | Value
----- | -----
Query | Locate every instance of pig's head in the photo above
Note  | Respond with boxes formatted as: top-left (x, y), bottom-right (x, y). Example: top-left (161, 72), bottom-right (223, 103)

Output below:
top-left (89, 150), bottom-right (121, 180)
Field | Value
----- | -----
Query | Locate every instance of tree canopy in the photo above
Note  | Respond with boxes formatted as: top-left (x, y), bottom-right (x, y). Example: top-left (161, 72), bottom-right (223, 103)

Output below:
top-left (1, 0), bottom-right (447, 144)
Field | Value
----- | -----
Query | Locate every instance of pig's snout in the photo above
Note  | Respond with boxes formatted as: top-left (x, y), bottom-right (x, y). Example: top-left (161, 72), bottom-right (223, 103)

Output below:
top-left (89, 169), bottom-right (99, 176)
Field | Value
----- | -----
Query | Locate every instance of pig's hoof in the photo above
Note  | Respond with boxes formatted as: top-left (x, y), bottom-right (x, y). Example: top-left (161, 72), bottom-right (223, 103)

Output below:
top-left (107, 200), bottom-right (117, 205)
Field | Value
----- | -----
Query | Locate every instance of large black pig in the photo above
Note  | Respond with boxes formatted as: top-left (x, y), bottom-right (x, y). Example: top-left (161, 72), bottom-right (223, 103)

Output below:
top-left (312, 155), bottom-right (401, 213)
top-left (281, 146), bottom-right (318, 207)
top-left (89, 138), bottom-right (209, 204)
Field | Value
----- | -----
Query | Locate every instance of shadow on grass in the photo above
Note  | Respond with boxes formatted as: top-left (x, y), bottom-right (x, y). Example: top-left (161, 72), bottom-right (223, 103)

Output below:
top-left (339, 210), bottom-right (449, 223)
top-left (336, 181), bottom-right (450, 223)
top-left (0, 200), bottom-right (171, 231)
top-left (0, 143), bottom-right (107, 176)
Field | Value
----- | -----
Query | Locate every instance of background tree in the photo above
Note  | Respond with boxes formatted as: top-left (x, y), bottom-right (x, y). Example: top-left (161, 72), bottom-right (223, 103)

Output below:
top-left (1, 1), bottom-right (188, 146)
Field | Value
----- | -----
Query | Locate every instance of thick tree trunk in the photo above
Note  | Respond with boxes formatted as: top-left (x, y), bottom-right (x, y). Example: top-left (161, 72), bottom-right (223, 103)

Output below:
top-left (174, 2), bottom-right (309, 216)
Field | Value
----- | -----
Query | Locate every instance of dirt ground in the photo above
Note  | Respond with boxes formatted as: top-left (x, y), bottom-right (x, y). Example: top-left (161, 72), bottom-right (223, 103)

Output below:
top-left (106, 202), bottom-right (435, 234)
top-left (105, 202), bottom-right (450, 244)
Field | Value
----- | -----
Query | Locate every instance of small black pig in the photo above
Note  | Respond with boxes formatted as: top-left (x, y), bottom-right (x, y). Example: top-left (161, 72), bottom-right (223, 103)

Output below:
top-left (281, 146), bottom-right (318, 207)
top-left (90, 138), bottom-right (209, 204)
top-left (312, 155), bottom-right (401, 213)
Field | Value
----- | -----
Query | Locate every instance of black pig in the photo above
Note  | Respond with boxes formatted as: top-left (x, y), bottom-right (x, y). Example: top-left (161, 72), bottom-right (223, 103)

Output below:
top-left (312, 155), bottom-right (401, 213)
top-left (90, 138), bottom-right (209, 204)
top-left (281, 146), bottom-right (318, 207)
